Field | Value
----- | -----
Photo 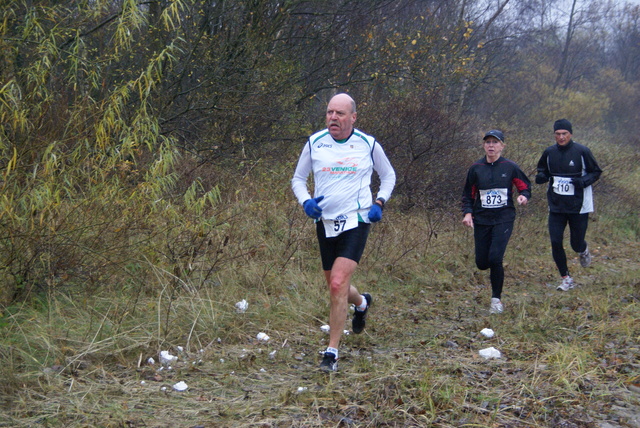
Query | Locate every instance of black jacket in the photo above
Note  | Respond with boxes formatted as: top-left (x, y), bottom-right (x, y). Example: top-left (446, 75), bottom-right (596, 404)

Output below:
top-left (536, 140), bottom-right (602, 214)
top-left (462, 156), bottom-right (532, 225)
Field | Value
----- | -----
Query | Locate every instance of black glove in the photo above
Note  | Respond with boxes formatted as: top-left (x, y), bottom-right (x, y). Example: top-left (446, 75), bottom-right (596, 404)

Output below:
top-left (535, 172), bottom-right (549, 184)
top-left (572, 177), bottom-right (585, 189)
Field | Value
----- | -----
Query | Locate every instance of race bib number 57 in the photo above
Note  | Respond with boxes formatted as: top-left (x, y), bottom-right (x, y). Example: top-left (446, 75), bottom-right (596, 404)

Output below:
top-left (479, 188), bottom-right (508, 208)
top-left (322, 214), bottom-right (358, 237)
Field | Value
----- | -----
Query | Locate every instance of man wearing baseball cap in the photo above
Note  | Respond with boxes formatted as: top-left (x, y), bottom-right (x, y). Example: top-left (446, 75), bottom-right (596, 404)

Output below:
top-left (535, 119), bottom-right (602, 291)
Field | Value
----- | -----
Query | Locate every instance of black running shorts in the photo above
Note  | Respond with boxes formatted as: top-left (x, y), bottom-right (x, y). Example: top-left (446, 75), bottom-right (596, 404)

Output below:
top-left (316, 221), bottom-right (371, 271)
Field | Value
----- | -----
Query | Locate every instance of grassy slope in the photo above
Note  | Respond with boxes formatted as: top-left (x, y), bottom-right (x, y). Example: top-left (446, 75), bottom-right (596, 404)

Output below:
top-left (1, 137), bottom-right (639, 427)
top-left (1, 204), bottom-right (639, 427)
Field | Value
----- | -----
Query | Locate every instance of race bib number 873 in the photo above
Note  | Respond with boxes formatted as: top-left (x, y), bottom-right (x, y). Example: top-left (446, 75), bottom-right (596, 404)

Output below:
top-left (479, 188), bottom-right (508, 208)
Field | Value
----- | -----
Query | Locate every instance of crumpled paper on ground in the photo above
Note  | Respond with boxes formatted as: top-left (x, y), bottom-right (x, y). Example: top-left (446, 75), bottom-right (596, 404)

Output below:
top-left (235, 299), bottom-right (248, 313)
top-left (479, 347), bottom-right (501, 359)
top-left (159, 350), bottom-right (177, 366)
top-left (480, 328), bottom-right (495, 338)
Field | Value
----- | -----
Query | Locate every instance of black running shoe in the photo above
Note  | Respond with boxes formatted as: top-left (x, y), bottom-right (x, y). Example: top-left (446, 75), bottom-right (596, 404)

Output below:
top-left (352, 293), bottom-right (372, 334)
top-left (319, 352), bottom-right (338, 372)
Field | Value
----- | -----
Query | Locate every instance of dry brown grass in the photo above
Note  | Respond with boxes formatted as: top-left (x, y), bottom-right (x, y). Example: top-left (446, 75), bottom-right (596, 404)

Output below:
top-left (1, 200), bottom-right (639, 427)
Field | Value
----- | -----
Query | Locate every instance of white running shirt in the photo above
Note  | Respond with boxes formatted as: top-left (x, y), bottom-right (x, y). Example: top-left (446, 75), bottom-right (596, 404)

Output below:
top-left (291, 129), bottom-right (396, 221)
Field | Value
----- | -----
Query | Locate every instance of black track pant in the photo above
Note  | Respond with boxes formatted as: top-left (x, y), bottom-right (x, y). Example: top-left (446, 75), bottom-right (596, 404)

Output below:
top-left (474, 221), bottom-right (514, 299)
top-left (548, 212), bottom-right (589, 277)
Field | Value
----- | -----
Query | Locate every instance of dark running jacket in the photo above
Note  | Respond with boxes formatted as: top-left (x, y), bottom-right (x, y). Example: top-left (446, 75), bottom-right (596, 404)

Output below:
top-left (462, 156), bottom-right (532, 225)
top-left (535, 140), bottom-right (602, 214)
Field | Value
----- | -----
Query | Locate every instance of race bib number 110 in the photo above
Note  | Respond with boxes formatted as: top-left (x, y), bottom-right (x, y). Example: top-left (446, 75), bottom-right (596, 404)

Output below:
top-left (552, 177), bottom-right (575, 196)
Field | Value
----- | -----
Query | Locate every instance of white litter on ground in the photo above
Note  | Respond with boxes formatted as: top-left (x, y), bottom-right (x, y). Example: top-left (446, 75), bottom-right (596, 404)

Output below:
top-left (256, 332), bottom-right (270, 342)
top-left (319, 326), bottom-right (349, 335)
top-left (159, 350), bottom-right (177, 366)
top-left (173, 381), bottom-right (188, 391)
top-left (479, 347), bottom-right (502, 359)
top-left (235, 299), bottom-right (249, 313)
top-left (480, 328), bottom-right (495, 338)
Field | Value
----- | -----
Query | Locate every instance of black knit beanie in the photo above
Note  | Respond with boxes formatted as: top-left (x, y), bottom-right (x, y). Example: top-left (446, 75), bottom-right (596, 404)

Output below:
top-left (553, 119), bottom-right (572, 134)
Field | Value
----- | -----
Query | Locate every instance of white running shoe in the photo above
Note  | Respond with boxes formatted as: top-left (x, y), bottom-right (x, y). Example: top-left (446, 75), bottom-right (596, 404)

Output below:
top-left (580, 246), bottom-right (591, 268)
top-left (557, 276), bottom-right (575, 291)
top-left (490, 298), bottom-right (503, 314)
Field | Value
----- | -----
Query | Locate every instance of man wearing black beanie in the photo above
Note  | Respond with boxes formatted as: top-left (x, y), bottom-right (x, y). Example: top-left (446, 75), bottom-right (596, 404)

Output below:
top-left (553, 118), bottom-right (572, 134)
top-left (535, 119), bottom-right (602, 291)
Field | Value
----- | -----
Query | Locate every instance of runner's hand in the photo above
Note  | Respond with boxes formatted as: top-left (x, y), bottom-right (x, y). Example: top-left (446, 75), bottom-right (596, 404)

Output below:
top-left (368, 204), bottom-right (382, 222)
top-left (303, 196), bottom-right (324, 219)
top-left (462, 213), bottom-right (474, 228)
top-left (535, 172), bottom-right (549, 184)
top-left (571, 177), bottom-right (585, 189)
